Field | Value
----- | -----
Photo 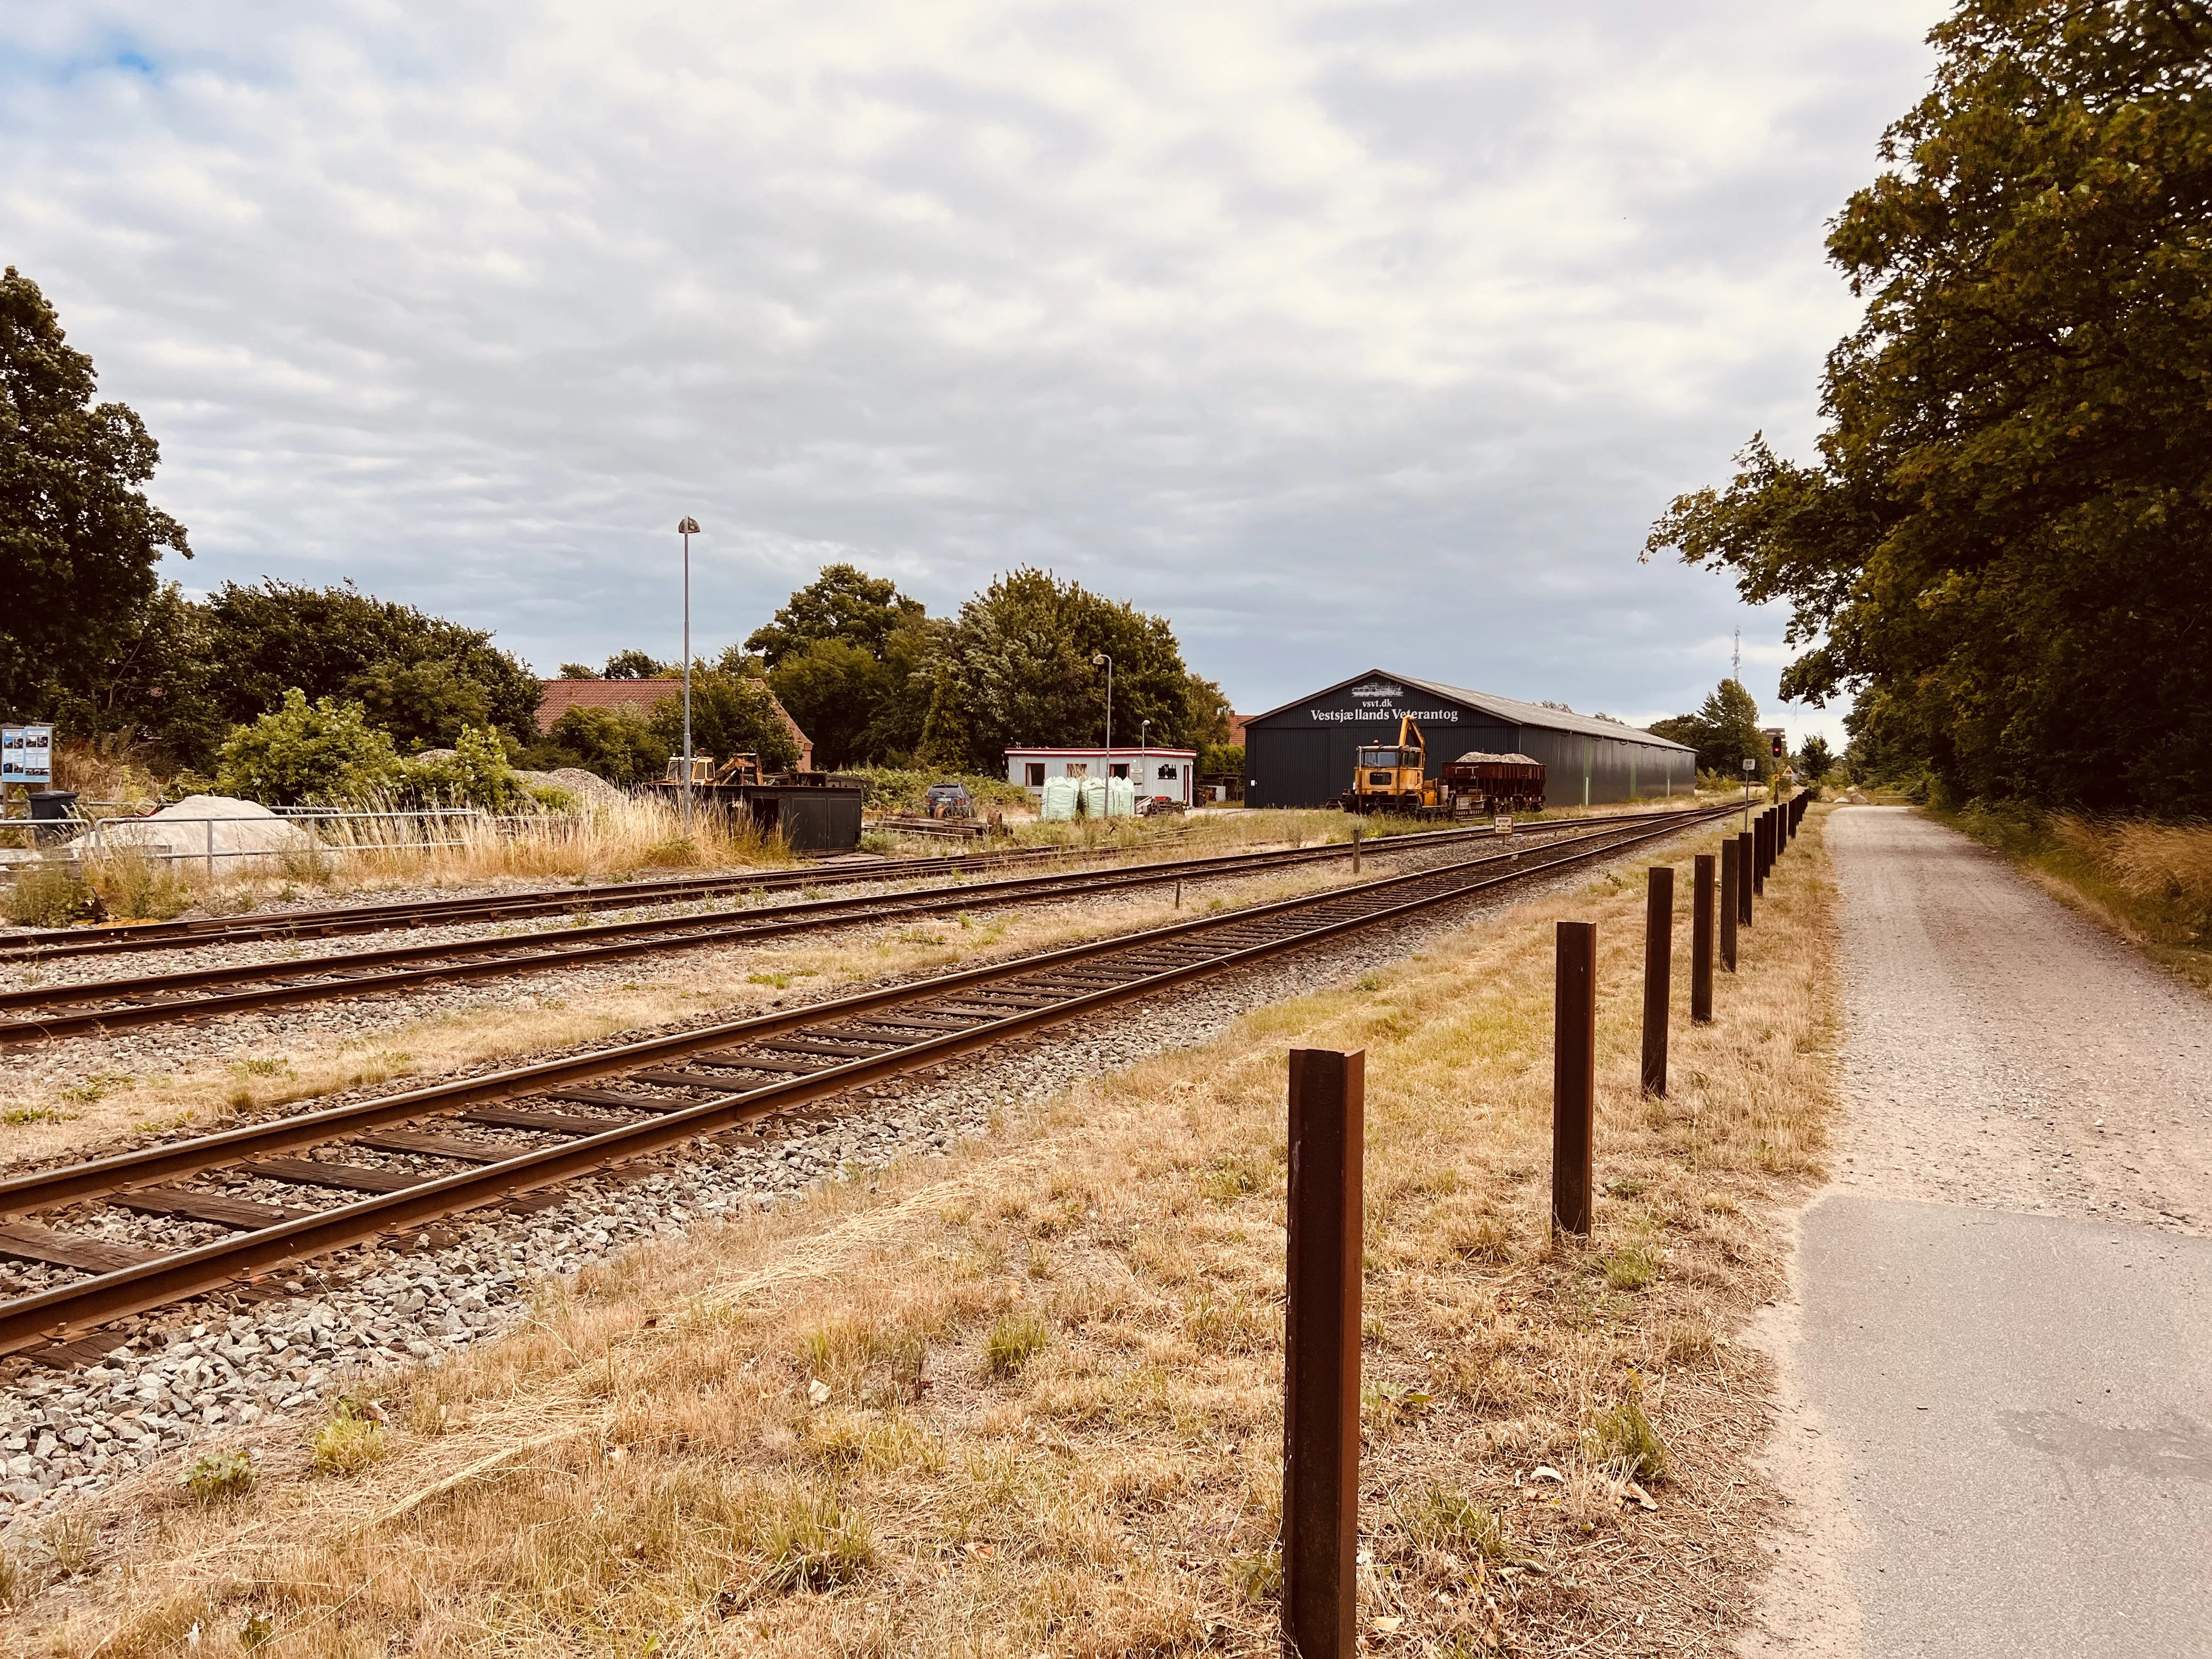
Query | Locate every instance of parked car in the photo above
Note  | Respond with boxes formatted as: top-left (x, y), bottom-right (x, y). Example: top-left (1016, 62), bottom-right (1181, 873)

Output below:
top-left (923, 781), bottom-right (975, 820)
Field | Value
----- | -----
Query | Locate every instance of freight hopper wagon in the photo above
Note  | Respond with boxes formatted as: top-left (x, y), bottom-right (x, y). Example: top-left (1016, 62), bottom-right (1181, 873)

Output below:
top-left (1440, 752), bottom-right (1547, 816)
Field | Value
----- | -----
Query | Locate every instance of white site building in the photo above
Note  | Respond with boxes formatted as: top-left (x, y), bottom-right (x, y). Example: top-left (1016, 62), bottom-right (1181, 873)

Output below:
top-left (1003, 745), bottom-right (1198, 810)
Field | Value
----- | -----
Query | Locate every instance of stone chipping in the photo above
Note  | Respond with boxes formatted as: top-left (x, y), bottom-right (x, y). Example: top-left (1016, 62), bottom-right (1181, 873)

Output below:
top-left (0, 818), bottom-right (1708, 1536)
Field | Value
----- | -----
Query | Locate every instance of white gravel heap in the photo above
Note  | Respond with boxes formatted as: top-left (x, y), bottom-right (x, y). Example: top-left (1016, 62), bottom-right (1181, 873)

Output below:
top-left (532, 767), bottom-right (627, 808)
top-left (72, 795), bottom-right (321, 873)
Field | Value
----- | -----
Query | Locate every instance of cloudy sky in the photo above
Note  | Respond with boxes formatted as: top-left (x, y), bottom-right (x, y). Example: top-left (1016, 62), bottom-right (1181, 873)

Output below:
top-left (3, 1), bottom-right (1949, 744)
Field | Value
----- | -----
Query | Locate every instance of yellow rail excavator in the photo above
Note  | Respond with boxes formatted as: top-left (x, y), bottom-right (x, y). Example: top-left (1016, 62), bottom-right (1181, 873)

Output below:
top-left (1341, 716), bottom-right (1443, 815)
top-left (662, 752), bottom-right (766, 787)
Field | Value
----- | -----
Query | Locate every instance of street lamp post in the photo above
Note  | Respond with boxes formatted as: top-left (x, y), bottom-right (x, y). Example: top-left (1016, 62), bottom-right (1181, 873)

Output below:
top-left (678, 516), bottom-right (701, 837)
top-left (1091, 652), bottom-right (1113, 817)
top-left (1139, 718), bottom-right (1150, 807)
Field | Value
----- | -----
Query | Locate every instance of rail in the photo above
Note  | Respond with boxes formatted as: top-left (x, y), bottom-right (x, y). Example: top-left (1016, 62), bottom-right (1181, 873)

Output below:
top-left (0, 809), bottom-right (1724, 1041)
top-left (0, 805), bottom-right (1734, 1359)
top-left (0, 802), bottom-right (1717, 963)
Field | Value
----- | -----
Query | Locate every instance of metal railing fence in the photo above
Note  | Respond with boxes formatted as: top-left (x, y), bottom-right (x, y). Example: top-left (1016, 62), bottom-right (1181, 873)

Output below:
top-left (1, 806), bottom-right (590, 878)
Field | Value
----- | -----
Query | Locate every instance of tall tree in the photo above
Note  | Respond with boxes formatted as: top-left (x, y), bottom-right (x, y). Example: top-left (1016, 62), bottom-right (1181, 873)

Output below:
top-left (1183, 673), bottom-right (1236, 750)
top-left (1645, 0), bottom-right (2212, 811)
top-left (1647, 680), bottom-right (1768, 780)
top-left (200, 579), bottom-right (541, 750)
top-left (767, 637), bottom-right (890, 770)
top-left (921, 569), bottom-right (1195, 771)
top-left (0, 267), bottom-right (191, 727)
top-left (646, 669), bottom-right (799, 771)
top-left (601, 650), bottom-right (665, 680)
top-left (745, 563), bottom-right (925, 669)
top-left (749, 565), bottom-right (941, 766)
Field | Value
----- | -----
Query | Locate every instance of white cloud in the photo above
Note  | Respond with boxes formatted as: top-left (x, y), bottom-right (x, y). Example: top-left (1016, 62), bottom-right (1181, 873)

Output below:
top-left (1, 0), bottom-right (1946, 741)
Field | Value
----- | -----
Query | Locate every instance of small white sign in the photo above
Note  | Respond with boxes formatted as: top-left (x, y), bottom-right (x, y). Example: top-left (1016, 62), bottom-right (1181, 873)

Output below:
top-left (1, 725), bottom-right (53, 786)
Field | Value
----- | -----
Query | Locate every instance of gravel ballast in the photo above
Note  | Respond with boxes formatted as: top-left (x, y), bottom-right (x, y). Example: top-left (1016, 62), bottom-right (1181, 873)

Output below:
top-left (0, 821), bottom-right (1711, 1536)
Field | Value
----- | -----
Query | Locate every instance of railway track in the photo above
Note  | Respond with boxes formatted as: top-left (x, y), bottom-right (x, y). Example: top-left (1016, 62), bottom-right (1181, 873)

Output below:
top-left (0, 808), bottom-right (1712, 1043)
top-left (0, 806), bottom-right (1705, 965)
top-left (0, 828), bottom-right (1213, 964)
top-left (0, 805), bottom-right (1730, 1361)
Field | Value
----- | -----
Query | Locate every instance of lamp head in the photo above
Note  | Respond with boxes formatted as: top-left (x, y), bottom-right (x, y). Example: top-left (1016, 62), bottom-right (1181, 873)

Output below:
top-left (1091, 652), bottom-right (1107, 667)
top-left (677, 516), bottom-right (701, 535)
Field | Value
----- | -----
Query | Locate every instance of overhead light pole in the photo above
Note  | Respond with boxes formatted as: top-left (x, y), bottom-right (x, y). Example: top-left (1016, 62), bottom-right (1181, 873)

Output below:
top-left (678, 516), bottom-right (700, 837)
top-left (1091, 652), bottom-right (1113, 817)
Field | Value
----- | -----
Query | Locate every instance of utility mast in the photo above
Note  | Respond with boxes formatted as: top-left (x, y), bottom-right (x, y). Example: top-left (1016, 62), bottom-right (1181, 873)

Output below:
top-left (1732, 628), bottom-right (1742, 685)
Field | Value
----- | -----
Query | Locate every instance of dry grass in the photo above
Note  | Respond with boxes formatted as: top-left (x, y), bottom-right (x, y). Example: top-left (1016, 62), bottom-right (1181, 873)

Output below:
top-left (10, 797), bottom-right (807, 926)
top-left (19, 793), bottom-right (1717, 926)
top-left (2055, 815), bottom-right (2212, 917)
top-left (38, 798), bottom-right (804, 923)
top-left (0, 808), bottom-right (1836, 1657)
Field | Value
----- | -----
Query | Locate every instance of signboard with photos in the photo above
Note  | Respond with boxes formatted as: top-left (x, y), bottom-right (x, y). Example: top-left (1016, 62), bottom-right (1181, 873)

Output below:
top-left (1, 725), bottom-right (54, 786)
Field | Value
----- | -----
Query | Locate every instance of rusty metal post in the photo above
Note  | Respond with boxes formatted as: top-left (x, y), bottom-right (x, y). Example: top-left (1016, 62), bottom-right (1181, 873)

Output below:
top-left (1736, 831), bottom-right (1754, 927)
top-left (1719, 839), bottom-right (1740, 972)
top-left (1691, 852), bottom-right (1715, 1019)
top-left (1641, 867), bottom-right (1672, 1097)
top-left (1283, 1047), bottom-right (1364, 1659)
top-left (1352, 820), bottom-right (1362, 876)
top-left (1552, 922), bottom-right (1596, 1235)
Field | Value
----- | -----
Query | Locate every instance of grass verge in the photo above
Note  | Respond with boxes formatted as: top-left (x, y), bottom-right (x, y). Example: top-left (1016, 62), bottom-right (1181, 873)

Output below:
top-left (2, 809), bottom-right (1837, 1656)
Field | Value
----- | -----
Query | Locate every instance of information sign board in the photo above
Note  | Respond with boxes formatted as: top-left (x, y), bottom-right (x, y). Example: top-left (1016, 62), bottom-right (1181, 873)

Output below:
top-left (1, 725), bottom-right (54, 786)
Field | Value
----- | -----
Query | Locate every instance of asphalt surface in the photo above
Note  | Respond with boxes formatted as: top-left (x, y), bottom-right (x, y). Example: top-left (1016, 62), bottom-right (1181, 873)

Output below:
top-left (1797, 1198), bottom-right (2212, 1657)
top-left (1767, 809), bottom-right (2212, 1658)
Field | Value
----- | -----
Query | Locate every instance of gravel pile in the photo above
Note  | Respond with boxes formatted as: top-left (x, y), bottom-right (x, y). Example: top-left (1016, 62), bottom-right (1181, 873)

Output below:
top-left (0, 823), bottom-right (1695, 1534)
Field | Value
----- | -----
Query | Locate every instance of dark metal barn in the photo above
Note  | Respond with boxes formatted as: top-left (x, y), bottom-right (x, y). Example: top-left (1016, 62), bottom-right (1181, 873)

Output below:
top-left (1242, 670), bottom-right (1696, 810)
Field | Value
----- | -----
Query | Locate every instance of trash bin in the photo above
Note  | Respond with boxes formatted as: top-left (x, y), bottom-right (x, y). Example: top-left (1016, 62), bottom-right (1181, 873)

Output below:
top-left (27, 790), bottom-right (78, 847)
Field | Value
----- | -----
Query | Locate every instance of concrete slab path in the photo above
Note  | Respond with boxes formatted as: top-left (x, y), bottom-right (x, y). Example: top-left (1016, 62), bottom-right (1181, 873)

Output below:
top-left (1746, 808), bottom-right (2212, 1658)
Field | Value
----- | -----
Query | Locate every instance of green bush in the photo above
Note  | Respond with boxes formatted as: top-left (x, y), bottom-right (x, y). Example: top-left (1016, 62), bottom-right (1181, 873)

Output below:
top-left (749, 1489), bottom-right (874, 1593)
top-left (645, 670), bottom-right (800, 772)
top-left (216, 690), bottom-right (405, 805)
top-left (981, 1312), bottom-right (1049, 1379)
top-left (1395, 1482), bottom-right (1510, 1559)
top-left (3, 862), bottom-right (100, 928)
top-left (400, 726), bottom-right (526, 810)
top-left (543, 704), bottom-right (665, 786)
top-left (179, 1448), bottom-right (255, 1505)
top-left (1585, 1388), bottom-right (1668, 1483)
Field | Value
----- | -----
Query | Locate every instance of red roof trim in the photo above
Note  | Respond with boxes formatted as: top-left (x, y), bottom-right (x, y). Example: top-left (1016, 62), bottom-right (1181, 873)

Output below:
top-left (1003, 747), bottom-right (1198, 758)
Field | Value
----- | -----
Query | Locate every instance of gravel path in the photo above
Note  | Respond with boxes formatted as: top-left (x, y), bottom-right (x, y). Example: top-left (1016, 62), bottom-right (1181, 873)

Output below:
top-left (1827, 808), bottom-right (2212, 1230)
top-left (1745, 808), bottom-right (2212, 1658)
